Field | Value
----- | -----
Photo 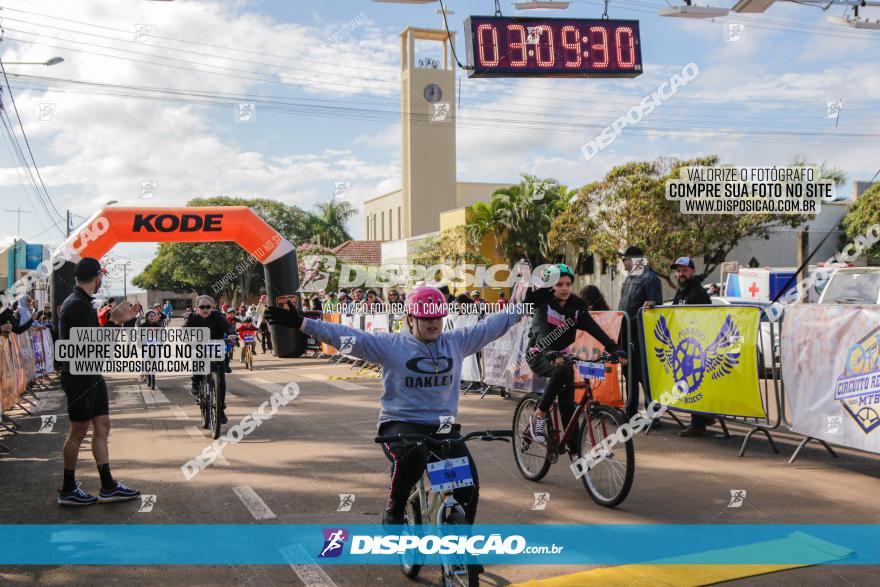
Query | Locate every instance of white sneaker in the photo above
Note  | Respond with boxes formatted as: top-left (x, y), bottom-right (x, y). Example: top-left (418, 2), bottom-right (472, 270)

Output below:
top-left (529, 415), bottom-right (547, 444)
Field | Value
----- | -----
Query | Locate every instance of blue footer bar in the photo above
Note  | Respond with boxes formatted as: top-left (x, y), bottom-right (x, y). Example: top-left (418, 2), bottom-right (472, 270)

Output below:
top-left (0, 524), bottom-right (874, 565)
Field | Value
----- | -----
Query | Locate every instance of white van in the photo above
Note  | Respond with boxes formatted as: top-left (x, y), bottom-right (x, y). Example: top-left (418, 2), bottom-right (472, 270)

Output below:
top-left (818, 267), bottom-right (880, 305)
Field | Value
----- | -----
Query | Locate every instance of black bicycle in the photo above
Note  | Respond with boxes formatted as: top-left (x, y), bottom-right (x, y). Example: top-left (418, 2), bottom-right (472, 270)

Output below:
top-left (374, 429), bottom-right (513, 587)
top-left (197, 339), bottom-right (233, 439)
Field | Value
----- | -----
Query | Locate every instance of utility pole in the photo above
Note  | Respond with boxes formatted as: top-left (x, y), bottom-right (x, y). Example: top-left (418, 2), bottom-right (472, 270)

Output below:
top-left (5, 206), bottom-right (31, 239)
top-left (66, 210), bottom-right (72, 237)
top-left (121, 261), bottom-right (132, 298)
top-left (796, 228), bottom-right (809, 303)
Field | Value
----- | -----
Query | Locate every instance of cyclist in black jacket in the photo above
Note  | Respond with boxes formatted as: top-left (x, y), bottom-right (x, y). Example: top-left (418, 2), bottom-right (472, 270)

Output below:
top-left (184, 295), bottom-right (237, 424)
top-left (525, 264), bottom-right (627, 448)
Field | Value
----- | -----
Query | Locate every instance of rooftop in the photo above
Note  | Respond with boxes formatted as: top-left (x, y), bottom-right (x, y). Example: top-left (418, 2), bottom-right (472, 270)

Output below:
top-left (332, 240), bottom-right (382, 265)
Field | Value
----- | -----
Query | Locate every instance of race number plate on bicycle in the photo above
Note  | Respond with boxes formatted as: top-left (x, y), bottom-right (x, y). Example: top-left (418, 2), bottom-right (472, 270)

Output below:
top-left (426, 457), bottom-right (474, 492)
top-left (578, 361), bottom-right (606, 381)
top-left (244, 335), bottom-right (254, 342)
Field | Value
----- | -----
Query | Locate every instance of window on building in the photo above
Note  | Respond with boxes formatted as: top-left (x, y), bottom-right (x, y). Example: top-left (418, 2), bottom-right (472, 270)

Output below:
top-left (398, 207), bottom-right (402, 239)
top-left (366, 216), bottom-right (371, 239)
top-left (600, 257), bottom-right (611, 274)
top-left (389, 208), bottom-right (393, 241)
top-left (381, 211), bottom-right (385, 241)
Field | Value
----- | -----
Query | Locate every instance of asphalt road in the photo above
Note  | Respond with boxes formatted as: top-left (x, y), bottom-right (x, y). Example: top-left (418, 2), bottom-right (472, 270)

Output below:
top-left (1, 350), bottom-right (879, 586)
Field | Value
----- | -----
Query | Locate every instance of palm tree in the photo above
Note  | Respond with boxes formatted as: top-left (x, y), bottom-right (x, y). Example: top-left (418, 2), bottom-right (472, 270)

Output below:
top-left (488, 174), bottom-right (568, 266)
top-left (308, 200), bottom-right (355, 248)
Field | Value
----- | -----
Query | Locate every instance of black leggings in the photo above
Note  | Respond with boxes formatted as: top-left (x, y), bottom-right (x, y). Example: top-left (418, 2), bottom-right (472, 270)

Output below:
top-left (379, 421), bottom-right (479, 523)
top-left (530, 355), bottom-right (579, 450)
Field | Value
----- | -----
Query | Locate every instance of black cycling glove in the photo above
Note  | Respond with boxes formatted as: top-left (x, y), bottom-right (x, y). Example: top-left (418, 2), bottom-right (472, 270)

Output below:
top-left (265, 300), bottom-right (303, 329)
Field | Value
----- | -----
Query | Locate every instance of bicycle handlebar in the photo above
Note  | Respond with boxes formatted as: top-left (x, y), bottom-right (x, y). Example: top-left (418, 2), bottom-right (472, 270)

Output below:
top-left (548, 351), bottom-right (619, 365)
top-left (374, 429), bottom-right (513, 446)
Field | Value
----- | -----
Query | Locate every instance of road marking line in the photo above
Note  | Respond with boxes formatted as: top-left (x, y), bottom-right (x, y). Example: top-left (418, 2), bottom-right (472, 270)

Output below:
top-left (142, 387), bottom-right (170, 404)
top-left (279, 544), bottom-right (338, 587)
top-left (233, 486), bottom-right (276, 520)
top-left (167, 405), bottom-right (189, 421)
top-left (301, 373), bottom-right (367, 391)
top-left (248, 378), bottom-right (289, 395)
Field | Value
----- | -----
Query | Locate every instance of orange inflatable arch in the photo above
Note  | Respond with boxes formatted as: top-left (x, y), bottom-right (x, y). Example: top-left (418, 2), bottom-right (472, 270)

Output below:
top-left (51, 206), bottom-right (306, 357)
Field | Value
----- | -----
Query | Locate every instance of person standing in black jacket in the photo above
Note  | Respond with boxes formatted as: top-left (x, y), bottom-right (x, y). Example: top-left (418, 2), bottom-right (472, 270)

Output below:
top-left (616, 246), bottom-right (664, 422)
top-left (669, 257), bottom-right (716, 437)
top-left (57, 257), bottom-right (140, 506)
top-left (525, 264), bottom-right (627, 448)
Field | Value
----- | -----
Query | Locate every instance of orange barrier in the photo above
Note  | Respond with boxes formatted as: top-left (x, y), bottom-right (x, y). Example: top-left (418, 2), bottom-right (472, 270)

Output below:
top-left (570, 312), bottom-right (625, 408)
top-left (0, 328), bottom-right (54, 413)
top-left (320, 313), bottom-right (341, 355)
top-left (1, 333), bottom-right (27, 412)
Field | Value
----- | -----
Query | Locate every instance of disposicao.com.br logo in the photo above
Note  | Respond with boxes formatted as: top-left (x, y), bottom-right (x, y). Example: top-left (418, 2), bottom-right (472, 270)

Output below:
top-left (320, 528), bottom-right (563, 557)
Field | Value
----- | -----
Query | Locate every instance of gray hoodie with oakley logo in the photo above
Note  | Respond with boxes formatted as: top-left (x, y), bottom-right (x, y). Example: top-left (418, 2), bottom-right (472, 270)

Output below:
top-left (301, 306), bottom-right (527, 427)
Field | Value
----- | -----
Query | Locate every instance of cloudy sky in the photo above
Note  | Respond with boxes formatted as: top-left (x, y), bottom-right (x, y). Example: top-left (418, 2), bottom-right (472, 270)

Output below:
top-left (0, 0), bottom-right (878, 293)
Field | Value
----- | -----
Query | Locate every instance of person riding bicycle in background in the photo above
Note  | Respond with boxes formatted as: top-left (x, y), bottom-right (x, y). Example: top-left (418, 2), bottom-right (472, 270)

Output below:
top-left (265, 286), bottom-right (533, 526)
top-left (236, 317), bottom-right (259, 363)
top-left (525, 264), bottom-right (627, 448)
top-left (139, 310), bottom-right (163, 390)
top-left (184, 295), bottom-right (237, 423)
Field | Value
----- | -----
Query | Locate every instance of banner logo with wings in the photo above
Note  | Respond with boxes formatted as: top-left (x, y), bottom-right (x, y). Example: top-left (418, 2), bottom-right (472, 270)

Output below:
top-left (653, 314), bottom-right (742, 403)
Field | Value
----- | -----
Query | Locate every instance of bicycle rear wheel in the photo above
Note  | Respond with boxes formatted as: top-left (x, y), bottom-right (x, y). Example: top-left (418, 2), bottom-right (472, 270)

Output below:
top-left (441, 509), bottom-right (479, 587)
top-left (246, 347), bottom-right (254, 371)
top-left (578, 405), bottom-right (634, 508)
top-left (512, 393), bottom-right (552, 481)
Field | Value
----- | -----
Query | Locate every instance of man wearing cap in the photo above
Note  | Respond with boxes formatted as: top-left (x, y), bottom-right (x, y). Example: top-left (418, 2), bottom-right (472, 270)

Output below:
top-left (617, 246), bottom-right (663, 422)
top-left (57, 257), bottom-right (141, 506)
top-left (670, 256), bottom-right (715, 437)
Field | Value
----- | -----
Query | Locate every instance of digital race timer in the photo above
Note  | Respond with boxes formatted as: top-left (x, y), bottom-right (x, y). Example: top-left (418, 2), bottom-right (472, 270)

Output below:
top-left (464, 16), bottom-right (643, 78)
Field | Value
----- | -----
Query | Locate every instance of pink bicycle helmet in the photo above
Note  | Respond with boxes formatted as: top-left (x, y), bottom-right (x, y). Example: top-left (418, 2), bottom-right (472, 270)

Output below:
top-left (406, 286), bottom-right (448, 318)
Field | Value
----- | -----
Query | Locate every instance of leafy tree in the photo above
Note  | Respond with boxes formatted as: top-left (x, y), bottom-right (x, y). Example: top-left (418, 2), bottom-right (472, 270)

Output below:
top-left (307, 200), bottom-right (356, 248)
top-left (842, 182), bottom-right (880, 257)
top-left (549, 156), bottom-right (831, 286)
top-left (470, 174), bottom-right (570, 267)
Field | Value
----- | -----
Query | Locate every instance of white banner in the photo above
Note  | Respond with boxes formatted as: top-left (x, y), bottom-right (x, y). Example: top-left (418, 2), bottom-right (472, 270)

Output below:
top-left (783, 304), bottom-right (880, 453)
top-left (365, 314), bottom-right (390, 334)
top-left (481, 318), bottom-right (544, 393)
top-left (41, 329), bottom-right (55, 375)
top-left (450, 314), bottom-right (482, 382)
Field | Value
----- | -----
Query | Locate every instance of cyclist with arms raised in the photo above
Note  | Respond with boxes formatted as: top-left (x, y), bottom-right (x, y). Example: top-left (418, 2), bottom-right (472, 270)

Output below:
top-left (525, 264), bottom-right (627, 449)
top-left (266, 286), bottom-right (531, 526)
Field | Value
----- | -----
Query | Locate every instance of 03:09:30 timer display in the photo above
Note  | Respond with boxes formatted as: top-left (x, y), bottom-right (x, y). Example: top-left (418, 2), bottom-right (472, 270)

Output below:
top-left (464, 16), bottom-right (643, 78)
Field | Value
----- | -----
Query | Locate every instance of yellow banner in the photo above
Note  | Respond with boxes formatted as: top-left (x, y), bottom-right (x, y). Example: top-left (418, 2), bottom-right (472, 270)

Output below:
top-left (642, 306), bottom-right (765, 418)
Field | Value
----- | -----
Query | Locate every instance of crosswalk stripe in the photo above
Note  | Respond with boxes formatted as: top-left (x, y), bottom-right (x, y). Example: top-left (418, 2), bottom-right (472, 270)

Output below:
top-left (279, 544), bottom-right (339, 587)
top-left (232, 486), bottom-right (276, 520)
top-left (247, 378), bottom-right (289, 395)
top-left (301, 373), bottom-right (367, 391)
top-left (167, 405), bottom-right (189, 421)
top-left (142, 387), bottom-right (170, 404)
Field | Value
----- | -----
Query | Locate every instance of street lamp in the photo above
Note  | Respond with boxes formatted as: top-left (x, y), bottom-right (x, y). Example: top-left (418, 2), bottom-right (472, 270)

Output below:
top-left (3, 57), bottom-right (64, 66)
top-left (105, 200), bottom-right (118, 206)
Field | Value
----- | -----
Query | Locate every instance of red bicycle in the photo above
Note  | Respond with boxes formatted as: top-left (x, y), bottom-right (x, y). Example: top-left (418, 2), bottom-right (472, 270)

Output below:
top-left (512, 352), bottom-right (635, 507)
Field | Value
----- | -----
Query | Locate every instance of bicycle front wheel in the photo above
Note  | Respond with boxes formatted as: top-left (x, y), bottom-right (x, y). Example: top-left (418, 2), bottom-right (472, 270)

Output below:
top-left (441, 509), bottom-right (479, 587)
top-left (209, 371), bottom-right (222, 439)
top-left (512, 393), bottom-right (551, 481)
top-left (199, 381), bottom-right (210, 429)
top-left (579, 405), bottom-right (635, 508)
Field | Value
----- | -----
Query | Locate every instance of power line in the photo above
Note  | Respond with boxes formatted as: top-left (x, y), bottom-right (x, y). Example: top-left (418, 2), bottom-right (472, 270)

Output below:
top-left (0, 58), bottom-right (65, 227)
